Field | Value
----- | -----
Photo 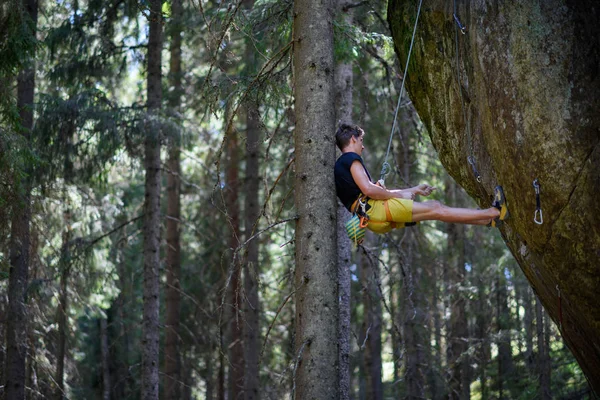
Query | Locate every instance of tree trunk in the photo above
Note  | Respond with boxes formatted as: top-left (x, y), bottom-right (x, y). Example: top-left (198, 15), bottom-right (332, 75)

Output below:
top-left (403, 249), bottom-right (425, 400)
top-left (55, 138), bottom-right (74, 400)
top-left (335, 3), bottom-right (354, 398)
top-left (100, 316), bottom-right (111, 400)
top-left (292, 0), bottom-right (338, 396)
top-left (242, 1), bottom-right (260, 397)
top-left (473, 231), bottom-right (490, 400)
top-left (496, 271), bottom-right (514, 399)
top-left (6, 0), bottom-right (37, 398)
top-left (218, 340), bottom-right (225, 400)
top-left (536, 297), bottom-right (551, 400)
top-left (226, 108), bottom-right (244, 400)
top-left (430, 261), bottom-right (443, 400)
top-left (55, 265), bottom-right (69, 400)
top-left (114, 226), bottom-right (132, 399)
top-left (164, 0), bottom-right (183, 397)
top-left (142, 0), bottom-right (163, 397)
top-left (445, 181), bottom-right (468, 400)
top-left (361, 244), bottom-right (383, 400)
top-left (524, 286), bottom-right (534, 369)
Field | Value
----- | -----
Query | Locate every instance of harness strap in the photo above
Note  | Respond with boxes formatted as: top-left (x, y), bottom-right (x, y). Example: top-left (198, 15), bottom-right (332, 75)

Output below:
top-left (351, 194), bottom-right (370, 228)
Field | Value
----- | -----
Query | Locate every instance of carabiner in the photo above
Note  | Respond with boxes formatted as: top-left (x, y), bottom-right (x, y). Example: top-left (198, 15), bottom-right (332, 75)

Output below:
top-left (534, 209), bottom-right (543, 225)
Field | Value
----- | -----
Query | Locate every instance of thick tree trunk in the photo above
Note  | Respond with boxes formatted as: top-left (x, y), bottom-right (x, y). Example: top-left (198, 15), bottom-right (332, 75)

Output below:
top-left (292, 0), bottom-right (338, 396)
top-left (100, 317), bottom-right (111, 400)
top-left (164, 0), bottom-right (183, 397)
top-left (335, 3), bottom-right (354, 398)
top-left (242, 1), bottom-right (261, 397)
top-left (6, 0), bottom-right (37, 398)
top-left (142, 0), bottom-right (163, 398)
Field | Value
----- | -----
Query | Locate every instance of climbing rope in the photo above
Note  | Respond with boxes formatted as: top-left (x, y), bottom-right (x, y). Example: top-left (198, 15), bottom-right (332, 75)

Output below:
top-left (453, 0), bottom-right (482, 183)
top-left (380, 0), bottom-right (424, 184)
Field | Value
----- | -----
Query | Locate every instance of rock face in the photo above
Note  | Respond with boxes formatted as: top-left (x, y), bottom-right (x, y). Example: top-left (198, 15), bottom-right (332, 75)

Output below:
top-left (388, 0), bottom-right (600, 391)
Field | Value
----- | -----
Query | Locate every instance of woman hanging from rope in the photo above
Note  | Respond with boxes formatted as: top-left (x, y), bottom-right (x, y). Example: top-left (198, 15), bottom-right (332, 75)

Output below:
top-left (334, 124), bottom-right (509, 235)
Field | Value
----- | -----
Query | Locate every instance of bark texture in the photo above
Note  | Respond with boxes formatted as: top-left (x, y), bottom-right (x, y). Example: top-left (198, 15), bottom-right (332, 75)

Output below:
top-left (292, 0), bottom-right (339, 396)
top-left (164, 0), bottom-right (183, 397)
top-left (243, 0), bottom-right (261, 397)
top-left (142, 0), bottom-right (162, 398)
top-left (334, 3), bottom-right (354, 397)
top-left (388, 0), bottom-right (600, 390)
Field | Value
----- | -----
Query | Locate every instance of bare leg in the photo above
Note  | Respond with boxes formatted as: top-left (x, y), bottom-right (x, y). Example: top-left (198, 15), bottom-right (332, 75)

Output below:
top-left (411, 200), bottom-right (499, 225)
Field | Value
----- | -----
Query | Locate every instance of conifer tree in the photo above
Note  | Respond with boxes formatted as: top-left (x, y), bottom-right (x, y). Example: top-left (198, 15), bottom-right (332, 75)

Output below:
top-left (5, 0), bottom-right (37, 397)
top-left (164, 0), bottom-right (183, 397)
top-left (292, 0), bottom-right (338, 396)
top-left (142, 0), bottom-right (163, 398)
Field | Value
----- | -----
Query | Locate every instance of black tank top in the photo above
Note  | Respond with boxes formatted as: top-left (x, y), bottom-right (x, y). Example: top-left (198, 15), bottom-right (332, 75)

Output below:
top-left (334, 152), bottom-right (372, 211)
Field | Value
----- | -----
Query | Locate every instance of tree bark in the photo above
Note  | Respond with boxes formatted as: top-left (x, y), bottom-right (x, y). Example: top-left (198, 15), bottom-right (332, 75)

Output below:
top-left (226, 107), bottom-right (244, 400)
top-left (142, 0), bottom-right (163, 398)
top-left (335, 2), bottom-right (354, 398)
top-left (242, 1), bottom-right (261, 397)
top-left (6, 0), bottom-right (37, 398)
top-left (292, 0), bottom-right (339, 396)
top-left (164, 0), bottom-right (183, 397)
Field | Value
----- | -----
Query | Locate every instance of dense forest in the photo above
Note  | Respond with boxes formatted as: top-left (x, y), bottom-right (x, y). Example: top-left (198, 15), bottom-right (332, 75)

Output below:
top-left (0, 0), bottom-right (595, 399)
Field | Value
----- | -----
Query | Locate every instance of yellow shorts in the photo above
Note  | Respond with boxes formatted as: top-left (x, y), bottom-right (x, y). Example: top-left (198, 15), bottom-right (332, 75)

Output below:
top-left (365, 198), bottom-right (414, 234)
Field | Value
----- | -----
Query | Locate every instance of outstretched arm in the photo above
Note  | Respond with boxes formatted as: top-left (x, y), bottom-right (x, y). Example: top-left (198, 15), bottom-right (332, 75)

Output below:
top-left (350, 161), bottom-right (414, 200)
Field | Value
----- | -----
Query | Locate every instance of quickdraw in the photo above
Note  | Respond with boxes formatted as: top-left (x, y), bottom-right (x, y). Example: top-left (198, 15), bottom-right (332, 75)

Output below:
top-left (557, 284), bottom-right (563, 331)
top-left (533, 179), bottom-right (543, 224)
top-left (453, 14), bottom-right (467, 34)
top-left (468, 156), bottom-right (482, 183)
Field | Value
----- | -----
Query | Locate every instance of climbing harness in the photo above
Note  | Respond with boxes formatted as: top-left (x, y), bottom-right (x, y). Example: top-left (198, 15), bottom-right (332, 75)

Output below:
top-left (453, 14), bottom-right (467, 34)
top-left (380, 0), bottom-right (424, 185)
top-left (453, 0), bottom-right (482, 184)
top-left (533, 178), bottom-right (543, 224)
top-left (345, 195), bottom-right (370, 245)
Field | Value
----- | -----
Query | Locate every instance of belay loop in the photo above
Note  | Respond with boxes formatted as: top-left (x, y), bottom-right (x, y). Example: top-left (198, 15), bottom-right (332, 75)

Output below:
top-left (533, 178), bottom-right (543, 224)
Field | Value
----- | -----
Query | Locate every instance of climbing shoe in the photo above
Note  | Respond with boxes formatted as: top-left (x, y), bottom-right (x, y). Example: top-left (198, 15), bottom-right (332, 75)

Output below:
top-left (490, 185), bottom-right (509, 227)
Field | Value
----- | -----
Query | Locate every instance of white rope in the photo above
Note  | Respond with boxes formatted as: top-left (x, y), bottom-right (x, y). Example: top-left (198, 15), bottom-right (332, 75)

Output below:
top-left (380, 0), bottom-right (424, 183)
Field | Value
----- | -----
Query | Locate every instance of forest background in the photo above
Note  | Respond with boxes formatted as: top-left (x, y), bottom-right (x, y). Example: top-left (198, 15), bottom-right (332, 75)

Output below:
top-left (0, 0), bottom-right (593, 399)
